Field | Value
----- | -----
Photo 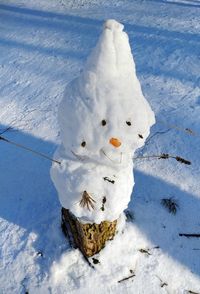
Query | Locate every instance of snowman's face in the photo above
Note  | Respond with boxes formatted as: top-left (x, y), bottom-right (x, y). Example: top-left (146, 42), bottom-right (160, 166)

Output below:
top-left (61, 96), bottom-right (148, 167)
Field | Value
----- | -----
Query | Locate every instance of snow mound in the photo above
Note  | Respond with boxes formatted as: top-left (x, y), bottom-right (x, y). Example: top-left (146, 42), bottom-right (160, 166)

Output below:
top-left (51, 19), bottom-right (155, 223)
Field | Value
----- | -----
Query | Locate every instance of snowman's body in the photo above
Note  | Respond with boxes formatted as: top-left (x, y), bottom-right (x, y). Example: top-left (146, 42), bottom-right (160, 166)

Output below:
top-left (51, 20), bottom-right (155, 224)
top-left (52, 145), bottom-right (134, 223)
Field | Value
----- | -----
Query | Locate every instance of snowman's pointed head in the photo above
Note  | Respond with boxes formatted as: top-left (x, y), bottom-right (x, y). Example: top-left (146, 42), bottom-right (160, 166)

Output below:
top-left (59, 20), bottom-right (155, 167)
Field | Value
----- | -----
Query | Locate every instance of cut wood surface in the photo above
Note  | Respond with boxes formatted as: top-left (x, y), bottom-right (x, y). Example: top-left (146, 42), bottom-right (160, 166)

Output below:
top-left (61, 208), bottom-right (117, 257)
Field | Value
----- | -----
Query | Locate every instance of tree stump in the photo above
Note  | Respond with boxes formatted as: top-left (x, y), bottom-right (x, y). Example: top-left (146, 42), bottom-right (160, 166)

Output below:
top-left (61, 208), bottom-right (117, 257)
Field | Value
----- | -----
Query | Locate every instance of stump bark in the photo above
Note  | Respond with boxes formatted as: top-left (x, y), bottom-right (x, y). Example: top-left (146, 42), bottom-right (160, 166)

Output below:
top-left (61, 207), bottom-right (117, 257)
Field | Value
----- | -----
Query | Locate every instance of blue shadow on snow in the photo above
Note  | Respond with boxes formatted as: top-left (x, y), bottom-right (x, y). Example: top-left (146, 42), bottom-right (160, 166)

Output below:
top-left (0, 3), bottom-right (102, 60)
top-left (0, 124), bottom-right (200, 276)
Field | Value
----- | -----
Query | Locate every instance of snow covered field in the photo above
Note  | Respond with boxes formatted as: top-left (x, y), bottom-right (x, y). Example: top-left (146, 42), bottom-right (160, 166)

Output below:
top-left (0, 0), bottom-right (200, 293)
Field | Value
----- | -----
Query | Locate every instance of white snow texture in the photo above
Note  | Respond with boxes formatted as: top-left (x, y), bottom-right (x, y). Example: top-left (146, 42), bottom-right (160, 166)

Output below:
top-left (50, 19), bottom-right (155, 223)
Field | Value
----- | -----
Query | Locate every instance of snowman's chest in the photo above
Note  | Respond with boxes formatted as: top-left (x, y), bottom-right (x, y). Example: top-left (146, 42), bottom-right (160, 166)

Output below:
top-left (67, 161), bottom-right (134, 202)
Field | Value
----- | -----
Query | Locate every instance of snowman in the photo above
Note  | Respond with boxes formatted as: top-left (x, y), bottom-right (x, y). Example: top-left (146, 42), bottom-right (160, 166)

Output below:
top-left (50, 19), bottom-right (155, 224)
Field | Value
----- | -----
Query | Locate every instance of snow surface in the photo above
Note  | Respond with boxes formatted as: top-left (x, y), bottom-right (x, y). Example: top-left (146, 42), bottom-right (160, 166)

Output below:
top-left (0, 0), bottom-right (200, 293)
top-left (50, 19), bottom-right (155, 223)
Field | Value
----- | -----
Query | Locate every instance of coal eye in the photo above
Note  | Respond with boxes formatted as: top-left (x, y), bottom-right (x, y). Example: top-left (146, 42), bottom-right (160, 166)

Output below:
top-left (101, 119), bottom-right (107, 126)
top-left (81, 141), bottom-right (86, 147)
top-left (138, 134), bottom-right (143, 139)
top-left (126, 121), bottom-right (131, 126)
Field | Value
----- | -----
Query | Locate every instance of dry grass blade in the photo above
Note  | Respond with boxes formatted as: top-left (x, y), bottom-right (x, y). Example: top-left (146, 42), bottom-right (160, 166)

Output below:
top-left (79, 191), bottom-right (96, 211)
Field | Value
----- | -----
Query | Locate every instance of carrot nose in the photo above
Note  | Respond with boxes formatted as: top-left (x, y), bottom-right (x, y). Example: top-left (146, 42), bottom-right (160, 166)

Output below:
top-left (109, 138), bottom-right (122, 148)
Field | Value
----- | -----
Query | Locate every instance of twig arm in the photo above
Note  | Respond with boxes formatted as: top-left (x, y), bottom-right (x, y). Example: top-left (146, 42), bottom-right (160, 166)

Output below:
top-left (133, 153), bottom-right (191, 165)
top-left (0, 135), bottom-right (61, 165)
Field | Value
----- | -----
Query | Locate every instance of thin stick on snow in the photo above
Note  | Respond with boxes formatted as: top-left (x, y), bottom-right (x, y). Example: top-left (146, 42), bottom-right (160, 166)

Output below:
top-left (187, 290), bottom-right (200, 294)
top-left (0, 135), bottom-right (61, 165)
top-left (0, 126), bottom-right (13, 135)
top-left (133, 153), bottom-right (191, 165)
top-left (155, 275), bottom-right (168, 288)
top-left (157, 120), bottom-right (199, 137)
top-left (179, 233), bottom-right (200, 238)
top-left (118, 273), bottom-right (135, 283)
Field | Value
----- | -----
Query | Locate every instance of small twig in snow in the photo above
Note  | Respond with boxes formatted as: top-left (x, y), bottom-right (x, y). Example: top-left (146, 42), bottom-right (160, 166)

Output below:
top-left (118, 270), bottom-right (135, 283)
top-left (155, 275), bottom-right (168, 288)
top-left (83, 255), bottom-right (95, 269)
top-left (103, 177), bottom-right (115, 184)
top-left (153, 246), bottom-right (160, 249)
top-left (187, 290), bottom-right (200, 294)
top-left (138, 248), bottom-right (151, 256)
top-left (100, 196), bottom-right (106, 211)
top-left (179, 234), bottom-right (200, 238)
